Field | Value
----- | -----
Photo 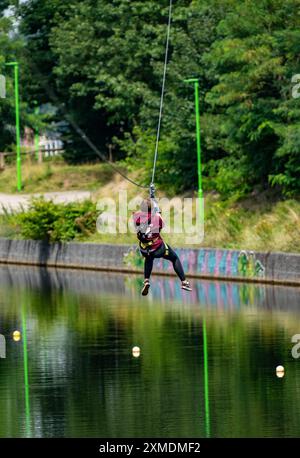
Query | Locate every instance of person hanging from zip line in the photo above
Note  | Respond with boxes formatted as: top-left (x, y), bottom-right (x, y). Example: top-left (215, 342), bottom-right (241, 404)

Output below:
top-left (133, 197), bottom-right (192, 296)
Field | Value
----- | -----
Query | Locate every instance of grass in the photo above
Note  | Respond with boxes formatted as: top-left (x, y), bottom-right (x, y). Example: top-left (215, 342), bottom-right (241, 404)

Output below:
top-left (0, 158), bottom-right (115, 193)
top-left (202, 195), bottom-right (300, 252)
top-left (0, 160), bottom-right (299, 252)
top-left (86, 194), bottom-right (300, 253)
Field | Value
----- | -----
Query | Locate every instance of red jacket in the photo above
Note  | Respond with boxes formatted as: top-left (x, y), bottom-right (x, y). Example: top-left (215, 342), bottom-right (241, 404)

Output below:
top-left (133, 211), bottom-right (164, 251)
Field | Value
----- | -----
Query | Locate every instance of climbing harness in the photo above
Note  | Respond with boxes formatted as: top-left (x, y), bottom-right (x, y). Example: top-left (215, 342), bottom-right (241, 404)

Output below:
top-left (164, 242), bottom-right (169, 257)
top-left (140, 237), bottom-right (160, 250)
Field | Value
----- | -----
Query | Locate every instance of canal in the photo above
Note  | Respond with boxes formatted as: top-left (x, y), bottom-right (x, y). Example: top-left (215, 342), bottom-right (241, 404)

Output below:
top-left (0, 264), bottom-right (299, 437)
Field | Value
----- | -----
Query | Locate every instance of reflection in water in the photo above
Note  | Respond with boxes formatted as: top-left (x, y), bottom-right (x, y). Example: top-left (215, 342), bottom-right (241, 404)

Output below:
top-left (202, 319), bottom-right (210, 438)
top-left (21, 305), bottom-right (31, 437)
top-left (0, 264), bottom-right (299, 438)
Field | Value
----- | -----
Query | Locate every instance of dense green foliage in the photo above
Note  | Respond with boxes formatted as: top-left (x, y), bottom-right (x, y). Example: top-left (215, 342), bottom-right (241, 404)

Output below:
top-left (0, 3), bottom-right (45, 152)
top-left (0, 12), bottom-right (22, 151)
top-left (15, 197), bottom-right (97, 241)
top-left (1, 0), bottom-right (300, 196)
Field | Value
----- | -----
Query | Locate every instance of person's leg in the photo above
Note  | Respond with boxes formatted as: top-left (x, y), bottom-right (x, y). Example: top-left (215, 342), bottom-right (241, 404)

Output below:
top-left (163, 245), bottom-right (192, 290)
top-left (163, 245), bottom-right (185, 280)
top-left (144, 256), bottom-right (154, 280)
top-left (142, 254), bottom-right (154, 296)
top-left (141, 245), bottom-right (164, 296)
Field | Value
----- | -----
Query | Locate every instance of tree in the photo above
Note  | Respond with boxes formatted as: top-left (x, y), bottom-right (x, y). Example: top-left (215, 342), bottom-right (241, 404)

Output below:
top-left (17, 0), bottom-right (300, 196)
top-left (0, 10), bottom-right (25, 153)
top-left (47, 0), bottom-right (237, 190)
top-left (204, 0), bottom-right (300, 196)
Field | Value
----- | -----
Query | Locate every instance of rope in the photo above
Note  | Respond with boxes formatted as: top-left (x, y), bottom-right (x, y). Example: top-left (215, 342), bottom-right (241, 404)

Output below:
top-left (65, 114), bottom-right (148, 189)
top-left (151, 0), bottom-right (173, 187)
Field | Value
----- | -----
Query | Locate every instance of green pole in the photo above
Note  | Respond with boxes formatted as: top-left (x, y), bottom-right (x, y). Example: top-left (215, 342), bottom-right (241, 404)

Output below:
top-left (6, 62), bottom-right (22, 191)
top-left (203, 319), bottom-right (210, 437)
top-left (184, 78), bottom-right (204, 223)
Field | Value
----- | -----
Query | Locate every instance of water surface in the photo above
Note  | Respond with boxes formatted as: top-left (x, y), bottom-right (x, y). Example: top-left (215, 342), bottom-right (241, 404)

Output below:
top-left (0, 265), bottom-right (299, 438)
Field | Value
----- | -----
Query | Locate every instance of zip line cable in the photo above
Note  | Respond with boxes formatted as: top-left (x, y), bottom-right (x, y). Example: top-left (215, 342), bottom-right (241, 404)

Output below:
top-left (151, 0), bottom-right (173, 192)
top-left (65, 113), bottom-right (148, 189)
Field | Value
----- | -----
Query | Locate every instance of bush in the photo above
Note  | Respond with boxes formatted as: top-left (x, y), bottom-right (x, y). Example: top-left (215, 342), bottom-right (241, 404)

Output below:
top-left (15, 197), bottom-right (98, 242)
top-left (205, 157), bottom-right (251, 199)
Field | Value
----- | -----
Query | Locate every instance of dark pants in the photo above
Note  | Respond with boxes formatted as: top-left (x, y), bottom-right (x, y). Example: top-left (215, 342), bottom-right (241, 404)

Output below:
top-left (142, 243), bottom-right (186, 281)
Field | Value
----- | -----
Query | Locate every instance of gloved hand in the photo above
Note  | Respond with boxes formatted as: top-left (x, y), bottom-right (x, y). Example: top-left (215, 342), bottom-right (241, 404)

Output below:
top-left (149, 183), bottom-right (161, 213)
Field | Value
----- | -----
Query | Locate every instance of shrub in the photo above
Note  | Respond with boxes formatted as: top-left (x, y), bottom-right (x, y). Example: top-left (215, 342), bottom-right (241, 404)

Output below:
top-left (15, 197), bottom-right (97, 242)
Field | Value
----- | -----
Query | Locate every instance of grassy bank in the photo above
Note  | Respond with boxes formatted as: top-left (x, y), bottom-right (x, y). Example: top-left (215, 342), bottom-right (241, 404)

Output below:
top-left (0, 161), bottom-right (299, 253)
top-left (86, 194), bottom-right (300, 253)
top-left (0, 160), bottom-right (114, 193)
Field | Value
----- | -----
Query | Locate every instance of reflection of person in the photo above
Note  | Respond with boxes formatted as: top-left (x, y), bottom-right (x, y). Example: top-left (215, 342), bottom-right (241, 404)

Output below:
top-left (133, 198), bottom-right (192, 296)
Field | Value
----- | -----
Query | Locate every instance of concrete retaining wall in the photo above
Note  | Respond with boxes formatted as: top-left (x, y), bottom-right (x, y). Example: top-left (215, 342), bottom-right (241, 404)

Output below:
top-left (0, 238), bottom-right (299, 286)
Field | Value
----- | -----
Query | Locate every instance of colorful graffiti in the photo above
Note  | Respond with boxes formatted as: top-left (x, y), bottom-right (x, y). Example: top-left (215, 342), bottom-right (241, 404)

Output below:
top-left (123, 246), bottom-right (266, 279)
top-left (238, 250), bottom-right (265, 278)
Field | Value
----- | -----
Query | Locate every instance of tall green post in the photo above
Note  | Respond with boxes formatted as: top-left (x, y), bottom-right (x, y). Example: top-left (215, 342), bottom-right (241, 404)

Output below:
top-left (184, 78), bottom-right (204, 224)
top-left (6, 61), bottom-right (22, 191)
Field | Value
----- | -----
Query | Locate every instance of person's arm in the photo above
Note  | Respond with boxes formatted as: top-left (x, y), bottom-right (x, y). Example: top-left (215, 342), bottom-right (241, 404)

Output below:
top-left (151, 214), bottom-right (164, 234)
top-left (159, 215), bottom-right (164, 230)
top-left (133, 213), bottom-right (141, 231)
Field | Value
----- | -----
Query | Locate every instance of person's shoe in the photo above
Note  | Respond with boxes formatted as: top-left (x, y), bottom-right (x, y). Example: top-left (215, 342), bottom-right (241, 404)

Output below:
top-left (141, 279), bottom-right (150, 296)
top-left (181, 280), bottom-right (192, 291)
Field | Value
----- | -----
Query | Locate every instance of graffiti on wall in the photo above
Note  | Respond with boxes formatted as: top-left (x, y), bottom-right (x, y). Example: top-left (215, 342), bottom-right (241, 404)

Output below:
top-left (237, 250), bottom-right (265, 278)
top-left (123, 247), bottom-right (266, 279)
